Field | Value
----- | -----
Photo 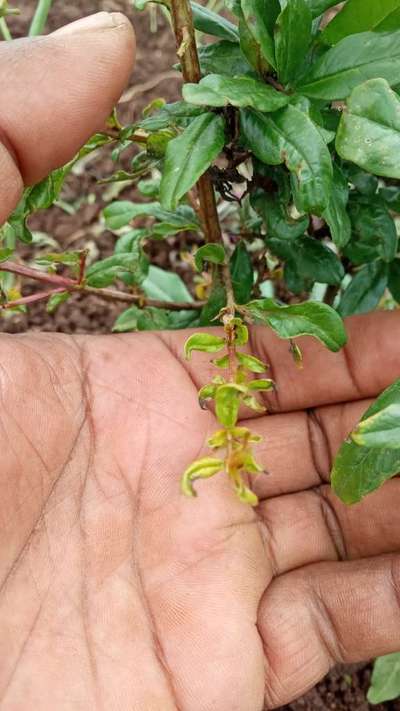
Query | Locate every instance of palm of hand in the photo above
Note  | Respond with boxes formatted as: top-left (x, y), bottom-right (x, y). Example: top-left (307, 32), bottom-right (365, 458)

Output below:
top-left (0, 322), bottom-right (399, 711)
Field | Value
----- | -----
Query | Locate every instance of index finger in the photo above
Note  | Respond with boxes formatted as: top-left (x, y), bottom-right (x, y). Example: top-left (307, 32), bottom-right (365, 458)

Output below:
top-left (162, 311), bottom-right (400, 413)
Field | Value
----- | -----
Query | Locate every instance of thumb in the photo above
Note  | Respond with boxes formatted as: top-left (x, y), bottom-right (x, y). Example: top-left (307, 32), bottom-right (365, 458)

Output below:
top-left (0, 11), bottom-right (135, 223)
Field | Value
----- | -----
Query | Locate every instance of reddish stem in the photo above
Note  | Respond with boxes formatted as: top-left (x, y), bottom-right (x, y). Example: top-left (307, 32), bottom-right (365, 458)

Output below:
top-left (1, 287), bottom-right (66, 309)
top-left (0, 260), bottom-right (76, 288)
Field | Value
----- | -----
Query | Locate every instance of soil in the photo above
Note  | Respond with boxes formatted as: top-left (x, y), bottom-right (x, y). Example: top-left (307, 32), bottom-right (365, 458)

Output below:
top-left (0, 2), bottom-right (398, 709)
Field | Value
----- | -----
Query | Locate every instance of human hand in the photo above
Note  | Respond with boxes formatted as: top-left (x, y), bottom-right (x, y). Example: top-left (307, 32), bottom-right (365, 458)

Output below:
top-left (0, 13), bottom-right (399, 711)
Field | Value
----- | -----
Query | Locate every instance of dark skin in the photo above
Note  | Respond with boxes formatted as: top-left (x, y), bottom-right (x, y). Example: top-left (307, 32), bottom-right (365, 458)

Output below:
top-left (0, 12), bottom-right (399, 711)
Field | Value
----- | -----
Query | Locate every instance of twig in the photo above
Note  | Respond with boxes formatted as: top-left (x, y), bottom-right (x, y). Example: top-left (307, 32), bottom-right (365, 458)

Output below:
top-left (1, 287), bottom-right (66, 309)
top-left (170, 0), bottom-right (222, 245)
top-left (29, 0), bottom-right (53, 36)
top-left (120, 71), bottom-right (182, 104)
top-left (0, 260), bottom-right (205, 311)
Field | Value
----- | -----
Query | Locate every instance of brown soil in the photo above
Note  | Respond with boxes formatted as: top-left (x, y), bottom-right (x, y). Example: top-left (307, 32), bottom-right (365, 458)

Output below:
top-left (0, 2), bottom-right (397, 709)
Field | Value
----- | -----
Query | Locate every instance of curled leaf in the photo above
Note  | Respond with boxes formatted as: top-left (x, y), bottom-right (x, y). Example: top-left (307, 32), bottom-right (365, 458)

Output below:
top-left (236, 351), bottom-right (268, 372)
top-left (248, 378), bottom-right (275, 391)
top-left (184, 332), bottom-right (226, 359)
top-left (215, 383), bottom-right (246, 427)
top-left (181, 457), bottom-right (224, 497)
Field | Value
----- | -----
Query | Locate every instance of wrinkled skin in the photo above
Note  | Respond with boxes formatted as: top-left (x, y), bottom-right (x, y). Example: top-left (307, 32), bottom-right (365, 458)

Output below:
top-left (0, 12), bottom-right (399, 711)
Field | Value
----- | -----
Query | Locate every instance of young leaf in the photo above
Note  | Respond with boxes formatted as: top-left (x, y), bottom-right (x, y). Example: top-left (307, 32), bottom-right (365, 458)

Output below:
top-left (47, 291), bottom-right (71, 314)
top-left (322, 165), bottom-right (351, 249)
top-left (248, 378), bottom-right (274, 391)
top-left (184, 333), bottom-right (226, 359)
top-left (240, 105), bottom-right (333, 214)
top-left (181, 457), bottom-right (224, 497)
top-left (240, 0), bottom-right (278, 69)
top-left (322, 0), bottom-right (400, 46)
top-left (337, 262), bottom-right (388, 317)
top-left (336, 78), bottom-right (400, 179)
top-left (103, 201), bottom-right (199, 231)
top-left (298, 30), bottom-right (400, 100)
top-left (367, 653), bottom-right (400, 705)
top-left (233, 319), bottom-right (249, 346)
top-left (183, 74), bottom-right (290, 111)
top-left (191, 2), bottom-right (239, 41)
top-left (230, 241), bottom-right (253, 304)
top-left (274, 0), bottom-right (312, 85)
top-left (194, 244), bottom-right (226, 271)
top-left (247, 298), bottom-right (347, 352)
top-left (236, 352), bottom-right (268, 372)
top-left (0, 248), bottom-right (13, 262)
top-left (351, 379), bottom-right (400, 448)
top-left (86, 251), bottom-right (149, 288)
top-left (215, 383), bottom-right (245, 427)
top-left (160, 113), bottom-right (226, 211)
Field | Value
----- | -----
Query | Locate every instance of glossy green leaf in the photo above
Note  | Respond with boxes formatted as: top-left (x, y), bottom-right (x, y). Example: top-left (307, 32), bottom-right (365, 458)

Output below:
top-left (240, 0), bottom-right (278, 69)
top-left (367, 653), bottom-right (400, 704)
top-left (336, 78), bottom-right (400, 178)
top-left (142, 265), bottom-right (193, 303)
top-left (236, 352), bottom-right (268, 372)
top-left (191, 2), bottom-right (239, 41)
top-left (230, 240), bottom-right (253, 304)
top-left (247, 298), bottom-right (347, 351)
top-left (351, 379), bottom-right (400, 448)
top-left (322, 0), bottom-right (400, 46)
top-left (183, 74), bottom-right (289, 111)
top-left (215, 383), bottom-right (245, 427)
top-left (160, 113), bottom-right (226, 211)
top-left (198, 40), bottom-right (253, 76)
top-left (184, 333), bottom-right (226, 359)
top-left (331, 434), bottom-right (400, 504)
top-left (275, 0), bottom-right (312, 85)
top-left (298, 31), bottom-right (400, 100)
top-left (322, 165), bottom-right (351, 249)
top-left (181, 457), bottom-right (224, 497)
top-left (240, 105), bottom-right (333, 214)
top-left (267, 236), bottom-right (344, 285)
top-left (338, 262), bottom-right (388, 317)
top-left (252, 192), bottom-right (309, 240)
top-left (194, 244), bottom-right (226, 271)
top-left (345, 197), bottom-right (397, 265)
top-left (86, 250), bottom-right (149, 288)
top-left (388, 259), bottom-right (400, 302)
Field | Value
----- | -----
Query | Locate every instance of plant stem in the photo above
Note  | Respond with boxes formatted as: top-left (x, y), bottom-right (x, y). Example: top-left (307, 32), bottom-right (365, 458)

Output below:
top-left (0, 260), bottom-right (205, 311)
top-left (170, 0), bottom-right (222, 244)
top-left (0, 17), bottom-right (11, 40)
top-left (1, 287), bottom-right (66, 309)
top-left (29, 0), bottom-right (53, 36)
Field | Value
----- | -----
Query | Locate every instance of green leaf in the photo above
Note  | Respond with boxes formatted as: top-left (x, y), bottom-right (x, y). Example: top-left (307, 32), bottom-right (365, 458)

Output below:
top-left (183, 74), bottom-right (289, 111)
top-left (191, 1), bottom-right (239, 41)
top-left (194, 244), bottom-right (226, 271)
top-left (336, 78), bottom-right (400, 178)
top-left (267, 236), bottom-right (345, 285)
top-left (142, 265), bottom-right (193, 302)
top-left (275, 0), bottom-right (312, 85)
top-left (0, 248), bottom-right (13, 262)
top-left (230, 240), bottom-right (253, 304)
top-left (236, 352), bottom-right (268, 372)
top-left (184, 332), bottom-right (226, 359)
top-left (388, 259), bottom-right (400, 302)
top-left (240, 0), bottom-right (278, 69)
top-left (298, 31), bottom-right (400, 100)
top-left (305, 0), bottom-right (339, 18)
top-left (322, 0), bottom-right (400, 46)
top-left (338, 261), bottom-right (388, 317)
top-left (160, 112), bottom-right (226, 211)
top-left (198, 40), bottom-right (253, 76)
top-left (86, 251), bottom-right (149, 288)
top-left (113, 305), bottom-right (142, 332)
top-left (181, 456), bottom-right (224, 497)
top-left (351, 379), bottom-right (400, 448)
top-left (252, 192), bottom-right (309, 240)
top-left (103, 201), bottom-right (199, 231)
top-left (248, 378), bottom-right (274, 391)
top-left (322, 165), bottom-right (351, 249)
top-left (331, 434), bottom-right (400, 504)
top-left (46, 291), bottom-right (71, 314)
top-left (240, 105), bottom-right (333, 214)
top-left (215, 383), bottom-right (245, 426)
top-left (367, 653), bottom-right (400, 704)
top-left (113, 305), bottom-right (170, 332)
top-left (345, 197), bottom-right (397, 265)
top-left (200, 280), bottom-right (227, 325)
top-left (247, 298), bottom-right (347, 351)
top-left (380, 185), bottom-right (400, 212)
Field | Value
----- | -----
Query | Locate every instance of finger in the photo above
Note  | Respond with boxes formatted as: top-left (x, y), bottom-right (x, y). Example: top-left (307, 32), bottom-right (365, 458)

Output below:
top-left (259, 555), bottom-right (400, 708)
top-left (0, 12), bottom-right (135, 223)
top-left (164, 311), bottom-right (400, 412)
top-left (257, 480), bottom-right (400, 577)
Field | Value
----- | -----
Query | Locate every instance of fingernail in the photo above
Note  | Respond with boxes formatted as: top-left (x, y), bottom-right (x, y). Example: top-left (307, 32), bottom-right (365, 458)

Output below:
top-left (53, 12), bottom-right (128, 37)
